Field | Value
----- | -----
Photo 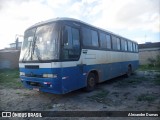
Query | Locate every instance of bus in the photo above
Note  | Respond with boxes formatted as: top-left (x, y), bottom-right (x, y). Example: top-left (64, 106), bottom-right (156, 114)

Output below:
top-left (19, 18), bottom-right (139, 94)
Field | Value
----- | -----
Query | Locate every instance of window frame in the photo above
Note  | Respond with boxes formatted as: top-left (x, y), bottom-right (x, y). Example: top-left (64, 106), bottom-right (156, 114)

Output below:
top-left (106, 34), bottom-right (111, 49)
top-left (99, 32), bottom-right (107, 48)
top-left (91, 29), bottom-right (99, 47)
top-left (82, 27), bottom-right (92, 47)
top-left (127, 41), bottom-right (133, 52)
top-left (121, 38), bottom-right (125, 51)
top-left (121, 38), bottom-right (128, 51)
top-left (116, 37), bottom-right (121, 50)
top-left (82, 26), bottom-right (99, 48)
top-left (132, 43), bottom-right (136, 52)
top-left (61, 24), bottom-right (81, 61)
top-left (111, 35), bottom-right (121, 51)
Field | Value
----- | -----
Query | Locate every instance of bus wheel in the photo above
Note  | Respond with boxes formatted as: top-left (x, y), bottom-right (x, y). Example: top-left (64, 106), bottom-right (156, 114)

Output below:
top-left (85, 73), bottom-right (96, 92)
top-left (126, 65), bottom-right (132, 77)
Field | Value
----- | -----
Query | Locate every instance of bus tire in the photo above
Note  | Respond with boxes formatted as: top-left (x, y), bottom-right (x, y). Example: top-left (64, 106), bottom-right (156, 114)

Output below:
top-left (126, 65), bottom-right (132, 77)
top-left (85, 73), bottom-right (96, 92)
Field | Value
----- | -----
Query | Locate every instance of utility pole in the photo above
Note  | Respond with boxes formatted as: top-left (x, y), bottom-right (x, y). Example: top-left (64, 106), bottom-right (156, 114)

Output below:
top-left (15, 37), bottom-right (19, 50)
top-left (15, 34), bottom-right (23, 49)
top-left (145, 34), bottom-right (147, 43)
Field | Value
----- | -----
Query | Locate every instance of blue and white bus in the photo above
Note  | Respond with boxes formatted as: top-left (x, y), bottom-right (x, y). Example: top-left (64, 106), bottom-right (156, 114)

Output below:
top-left (19, 18), bottom-right (139, 94)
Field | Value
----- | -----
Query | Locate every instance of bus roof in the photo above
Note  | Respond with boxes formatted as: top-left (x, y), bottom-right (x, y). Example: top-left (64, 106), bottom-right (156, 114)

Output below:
top-left (26, 17), bottom-right (137, 43)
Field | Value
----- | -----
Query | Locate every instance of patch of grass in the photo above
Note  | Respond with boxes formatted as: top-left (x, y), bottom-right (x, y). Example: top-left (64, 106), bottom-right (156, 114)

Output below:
top-left (127, 79), bottom-right (142, 84)
top-left (114, 77), bottom-right (146, 87)
top-left (88, 90), bottom-right (109, 103)
top-left (47, 105), bottom-right (53, 109)
top-left (123, 92), bottom-right (131, 99)
top-left (138, 65), bottom-right (160, 71)
top-left (0, 69), bottom-right (23, 88)
top-left (154, 75), bottom-right (160, 85)
top-left (123, 92), bottom-right (130, 97)
top-left (111, 92), bottom-right (119, 97)
top-left (136, 93), bottom-right (157, 102)
top-left (16, 91), bottom-right (21, 94)
top-left (23, 93), bottom-right (30, 97)
top-left (134, 76), bottom-right (147, 81)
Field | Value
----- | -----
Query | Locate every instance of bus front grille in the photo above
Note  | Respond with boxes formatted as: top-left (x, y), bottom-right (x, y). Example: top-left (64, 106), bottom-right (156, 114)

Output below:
top-left (25, 65), bottom-right (39, 69)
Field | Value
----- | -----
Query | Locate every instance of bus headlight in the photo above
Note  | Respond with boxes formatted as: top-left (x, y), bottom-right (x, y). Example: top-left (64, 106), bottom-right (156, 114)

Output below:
top-left (20, 72), bottom-right (25, 76)
top-left (43, 74), bottom-right (57, 78)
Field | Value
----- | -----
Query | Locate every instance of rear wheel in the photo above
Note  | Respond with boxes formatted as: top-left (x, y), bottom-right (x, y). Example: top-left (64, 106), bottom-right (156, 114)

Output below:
top-left (85, 73), bottom-right (96, 92)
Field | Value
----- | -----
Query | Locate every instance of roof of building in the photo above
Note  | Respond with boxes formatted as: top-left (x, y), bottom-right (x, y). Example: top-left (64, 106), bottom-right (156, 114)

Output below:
top-left (139, 42), bottom-right (160, 49)
top-left (10, 42), bottom-right (22, 45)
top-left (0, 49), bottom-right (20, 52)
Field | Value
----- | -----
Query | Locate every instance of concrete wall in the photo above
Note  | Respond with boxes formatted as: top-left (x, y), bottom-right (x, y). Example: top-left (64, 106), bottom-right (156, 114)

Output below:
top-left (0, 50), bottom-right (20, 69)
top-left (139, 49), bottom-right (160, 65)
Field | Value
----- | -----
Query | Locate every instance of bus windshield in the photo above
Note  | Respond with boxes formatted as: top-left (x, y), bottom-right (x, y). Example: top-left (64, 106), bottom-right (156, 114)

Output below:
top-left (19, 23), bottom-right (60, 62)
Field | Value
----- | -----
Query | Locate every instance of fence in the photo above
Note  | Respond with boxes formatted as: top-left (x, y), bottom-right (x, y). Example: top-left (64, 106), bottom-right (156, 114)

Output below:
top-left (0, 50), bottom-right (20, 69)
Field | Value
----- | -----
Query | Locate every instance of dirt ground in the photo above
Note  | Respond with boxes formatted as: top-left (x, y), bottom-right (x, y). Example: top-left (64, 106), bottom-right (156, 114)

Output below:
top-left (0, 70), bottom-right (160, 119)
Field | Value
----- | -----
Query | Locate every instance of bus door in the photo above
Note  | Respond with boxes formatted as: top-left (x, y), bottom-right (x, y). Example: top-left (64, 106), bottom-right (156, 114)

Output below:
top-left (61, 25), bottom-right (82, 92)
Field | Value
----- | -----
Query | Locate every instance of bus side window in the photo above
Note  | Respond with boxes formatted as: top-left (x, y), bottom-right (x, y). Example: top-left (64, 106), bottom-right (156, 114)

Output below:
top-left (63, 26), bottom-right (72, 48)
top-left (128, 41), bottom-right (133, 52)
top-left (72, 27), bottom-right (80, 54)
top-left (132, 43), bottom-right (135, 52)
top-left (112, 35), bottom-right (117, 50)
top-left (62, 25), bottom-right (80, 60)
top-left (127, 41), bottom-right (130, 51)
top-left (82, 27), bottom-right (99, 47)
top-left (112, 35), bottom-right (120, 50)
top-left (117, 37), bottom-right (120, 50)
top-left (91, 30), bottom-right (99, 47)
top-left (136, 44), bottom-right (138, 52)
top-left (134, 43), bottom-right (137, 52)
top-left (121, 38), bottom-right (128, 51)
top-left (121, 38), bottom-right (125, 51)
top-left (99, 32), bottom-right (111, 49)
top-left (106, 34), bottom-right (111, 49)
top-left (131, 42), bottom-right (133, 51)
top-left (99, 32), bottom-right (107, 48)
top-left (125, 40), bottom-right (128, 51)
top-left (82, 27), bottom-right (92, 46)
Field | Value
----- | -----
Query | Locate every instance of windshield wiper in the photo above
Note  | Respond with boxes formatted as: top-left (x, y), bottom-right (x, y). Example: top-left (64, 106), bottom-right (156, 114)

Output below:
top-left (32, 36), bottom-right (42, 61)
top-left (34, 45), bottom-right (42, 61)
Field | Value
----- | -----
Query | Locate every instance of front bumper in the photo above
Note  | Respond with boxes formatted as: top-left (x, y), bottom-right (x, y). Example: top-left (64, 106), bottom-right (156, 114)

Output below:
top-left (20, 76), bottom-right (63, 94)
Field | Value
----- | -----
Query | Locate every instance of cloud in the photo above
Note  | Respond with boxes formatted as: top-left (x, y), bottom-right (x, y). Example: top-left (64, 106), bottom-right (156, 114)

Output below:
top-left (91, 0), bottom-right (159, 33)
top-left (45, 0), bottom-right (71, 8)
top-left (65, 0), bottom-right (102, 23)
top-left (116, 0), bottom-right (159, 32)
top-left (0, 0), bottom-right (159, 49)
top-left (0, 0), bottom-right (56, 49)
top-left (133, 36), bottom-right (153, 44)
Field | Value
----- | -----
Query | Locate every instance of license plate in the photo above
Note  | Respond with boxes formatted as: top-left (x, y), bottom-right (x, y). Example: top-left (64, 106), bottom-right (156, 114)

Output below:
top-left (33, 88), bottom-right (39, 91)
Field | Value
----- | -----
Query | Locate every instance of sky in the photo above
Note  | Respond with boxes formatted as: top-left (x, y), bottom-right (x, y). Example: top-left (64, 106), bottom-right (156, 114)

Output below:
top-left (0, 0), bottom-right (159, 49)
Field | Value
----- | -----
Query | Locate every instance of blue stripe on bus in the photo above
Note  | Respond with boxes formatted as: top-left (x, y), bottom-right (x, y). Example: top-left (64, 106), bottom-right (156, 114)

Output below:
top-left (20, 60), bottom-right (139, 94)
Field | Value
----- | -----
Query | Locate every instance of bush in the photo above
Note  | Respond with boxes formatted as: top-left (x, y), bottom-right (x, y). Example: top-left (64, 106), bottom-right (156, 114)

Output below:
top-left (147, 58), bottom-right (156, 67)
top-left (147, 55), bottom-right (160, 68)
top-left (156, 55), bottom-right (160, 67)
